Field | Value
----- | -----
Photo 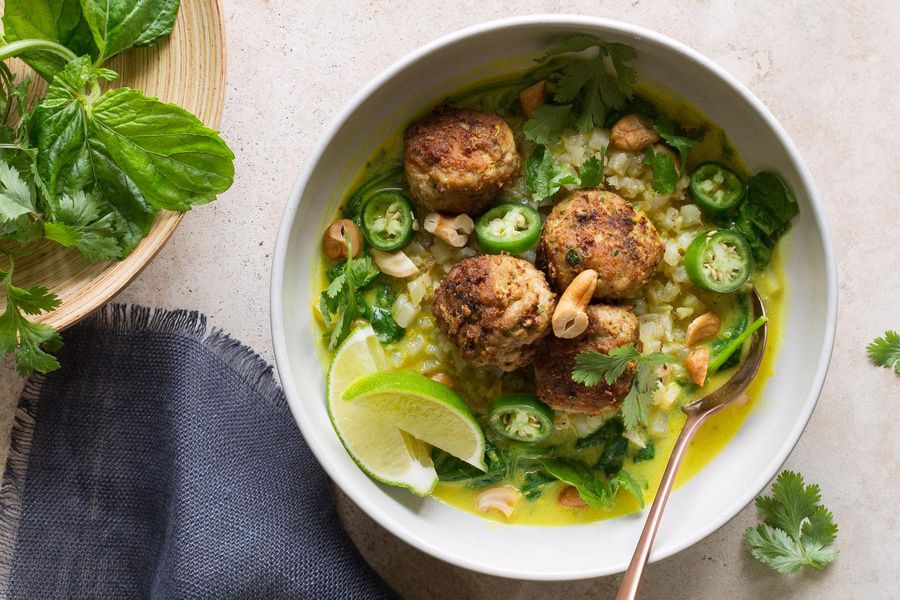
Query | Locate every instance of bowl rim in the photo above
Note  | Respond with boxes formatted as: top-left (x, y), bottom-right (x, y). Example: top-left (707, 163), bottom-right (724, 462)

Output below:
top-left (270, 14), bottom-right (838, 580)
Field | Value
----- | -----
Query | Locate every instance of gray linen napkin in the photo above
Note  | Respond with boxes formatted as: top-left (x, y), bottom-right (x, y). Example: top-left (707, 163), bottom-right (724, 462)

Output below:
top-left (0, 305), bottom-right (395, 599)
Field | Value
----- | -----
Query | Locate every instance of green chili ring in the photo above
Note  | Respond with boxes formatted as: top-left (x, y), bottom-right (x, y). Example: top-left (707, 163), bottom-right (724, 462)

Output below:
top-left (487, 393), bottom-right (554, 443)
top-left (475, 203), bottom-right (542, 255)
top-left (361, 191), bottom-right (415, 252)
top-left (685, 230), bottom-right (753, 293)
top-left (689, 162), bottom-right (745, 214)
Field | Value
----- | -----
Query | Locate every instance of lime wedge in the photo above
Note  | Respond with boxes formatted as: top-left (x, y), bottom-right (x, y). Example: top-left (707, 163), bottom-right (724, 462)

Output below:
top-left (326, 326), bottom-right (438, 495)
top-left (343, 371), bottom-right (487, 470)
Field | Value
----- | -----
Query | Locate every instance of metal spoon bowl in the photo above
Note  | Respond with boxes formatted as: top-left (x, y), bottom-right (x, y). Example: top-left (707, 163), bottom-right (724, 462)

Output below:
top-left (616, 289), bottom-right (768, 600)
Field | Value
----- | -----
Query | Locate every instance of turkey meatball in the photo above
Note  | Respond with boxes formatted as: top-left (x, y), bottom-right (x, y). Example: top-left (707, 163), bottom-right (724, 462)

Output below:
top-left (431, 255), bottom-right (555, 371)
top-left (533, 304), bottom-right (640, 415)
top-left (538, 189), bottom-right (664, 299)
top-left (404, 106), bottom-right (520, 215)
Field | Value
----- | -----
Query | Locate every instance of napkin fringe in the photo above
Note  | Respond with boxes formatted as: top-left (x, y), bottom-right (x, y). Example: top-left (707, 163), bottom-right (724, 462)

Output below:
top-left (0, 377), bottom-right (41, 595)
top-left (0, 304), bottom-right (285, 592)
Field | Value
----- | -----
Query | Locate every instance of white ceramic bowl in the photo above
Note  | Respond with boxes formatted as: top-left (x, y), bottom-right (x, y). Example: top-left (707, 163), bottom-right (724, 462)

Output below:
top-left (271, 15), bottom-right (837, 580)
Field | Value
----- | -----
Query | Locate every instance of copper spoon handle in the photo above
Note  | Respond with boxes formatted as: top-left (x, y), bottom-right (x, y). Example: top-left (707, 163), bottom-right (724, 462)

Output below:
top-left (615, 412), bottom-right (706, 600)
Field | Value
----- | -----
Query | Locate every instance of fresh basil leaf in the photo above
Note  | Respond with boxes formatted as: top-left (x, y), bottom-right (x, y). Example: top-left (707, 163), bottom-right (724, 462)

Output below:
top-left (31, 58), bottom-right (153, 253)
top-left (89, 88), bottom-right (235, 210)
top-left (33, 57), bottom-right (234, 224)
top-left (1, 0), bottom-right (97, 80)
top-left (80, 0), bottom-right (181, 63)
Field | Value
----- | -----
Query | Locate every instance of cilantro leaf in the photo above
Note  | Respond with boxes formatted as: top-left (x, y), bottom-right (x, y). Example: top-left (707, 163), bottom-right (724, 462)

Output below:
top-left (573, 344), bottom-right (640, 386)
top-left (0, 162), bottom-right (36, 222)
top-left (538, 35), bottom-right (600, 61)
top-left (0, 268), bottom-right (63, 375)
top-left (320, 249), bottom-right (383, 350)
top-left (643, 147), bottom-right (680, 194)
top-left (653, 118), bottom-right (704, 170)
top-left (573, 344), bottom-right (675, 431)
top-left (43, 191), bottom-right (125, 261)
top-left (523, 104), bottom-right (572, 145)
top-left (525, 145), bottom-right (579, 202)
top-left (525, 36), bottom-right (637, 143)
top-left (745, 471), bottom-right (838, 573)
top-left (578, 154), bottom-right (604, 188)
top-left (867, 330), bottom-right (900, 373)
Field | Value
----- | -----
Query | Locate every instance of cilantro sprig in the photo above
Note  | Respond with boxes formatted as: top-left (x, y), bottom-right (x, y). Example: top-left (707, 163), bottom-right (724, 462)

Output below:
top-left (524, 35), bottom-right (637, 144)
top-left (745, 471), bottom-right (838, 573)
top-left (320, 247), bottom-right (381, 350)
top-left (572, 344), bottom-right (676, 431)
top-left (0, 259), bottom-right (62, 375)
top-left (642, 147), bottom-right (680, 194)
top-left (525, 145), bottom-right (606, 202)
top-left (867, 330), bottom-right (900, 373)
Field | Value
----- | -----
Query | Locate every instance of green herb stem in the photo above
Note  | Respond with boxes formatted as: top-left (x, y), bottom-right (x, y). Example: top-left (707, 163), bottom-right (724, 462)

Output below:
top-left (709, 315), bottom-right (768, 373)
top-left (0, 39), bottom-right (78, 65)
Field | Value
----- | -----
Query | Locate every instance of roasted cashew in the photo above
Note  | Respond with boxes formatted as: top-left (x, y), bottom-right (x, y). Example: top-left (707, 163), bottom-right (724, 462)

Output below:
top-left (551, 269), bottom-right (598, 339)
top-left (423, 212), bottom-right (475, 248)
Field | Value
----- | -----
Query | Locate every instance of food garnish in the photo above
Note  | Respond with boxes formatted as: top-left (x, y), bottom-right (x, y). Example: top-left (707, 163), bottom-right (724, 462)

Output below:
top-left (540, 457), bottom-right (644, 510)
top-left (360, 191), bottom-right (415, 251)
top-left (525, 144), bottom-right (579, 202)
top-left (524, 35), bottom-right (637, 143)
top-left (690, 162), bottom-right (745, 214)
top-left (730, 171), bottom-right (799, 267)
top-left (745, 471), bottom-right (838, 573)
top-left (424, 212), bottom-right (474, 248)
top-left (867, 330), bottom-right (900, 373)
top-left (487, 393), bottom-right (554, 443)
top-left (610, 114), bottom-right (659, 151)
top-left (0, 2), bottom-right (236, 374)
top-left (474, 203), bottom-right (541, 254)
top-left (684, 230), bottom-right (754, 293)
top-left (642, 146), bottom-right (680, 194)
top-left (572, 344), bottom-right (676, 431)
top-left (319, 246), bottom-right (380, 349)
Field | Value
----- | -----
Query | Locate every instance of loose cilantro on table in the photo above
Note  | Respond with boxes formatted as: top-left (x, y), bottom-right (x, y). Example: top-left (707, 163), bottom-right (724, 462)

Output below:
top-left (0, 0), bottom-right (236, 374)
top-left (0, 261), bottom-right (63, 375)
top-left (523, 35), bottom-right (637, 144)
top-left (572, 344), bottom-right (676, 431)
top-left (867, 330), bottom-right (900, 374)
top-left (745, 471), bottom-right (838, 574)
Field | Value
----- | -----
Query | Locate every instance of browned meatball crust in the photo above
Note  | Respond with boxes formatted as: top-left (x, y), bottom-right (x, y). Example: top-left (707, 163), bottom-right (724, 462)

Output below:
top-left (537, 190), bottom-right (664, 299)
top-left (404, 106), bottom-right (520, 215)
top-left (431, 255), bottom-right (556, 371)
top-left (534, 304), bottom-right (640, 415)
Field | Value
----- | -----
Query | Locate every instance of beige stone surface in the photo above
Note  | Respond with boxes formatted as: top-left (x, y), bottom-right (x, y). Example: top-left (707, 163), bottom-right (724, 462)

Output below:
top-left (1, 0), bottom-right (898, 597)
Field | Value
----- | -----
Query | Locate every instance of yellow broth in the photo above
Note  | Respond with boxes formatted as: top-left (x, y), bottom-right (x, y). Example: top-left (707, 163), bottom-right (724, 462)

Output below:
top-left (311, 68), bottom-right (789, 526)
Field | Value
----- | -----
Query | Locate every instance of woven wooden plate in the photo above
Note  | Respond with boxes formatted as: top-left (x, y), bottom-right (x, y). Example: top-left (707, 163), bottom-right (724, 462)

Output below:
top-left (0, 0), bottom-right (227, 332)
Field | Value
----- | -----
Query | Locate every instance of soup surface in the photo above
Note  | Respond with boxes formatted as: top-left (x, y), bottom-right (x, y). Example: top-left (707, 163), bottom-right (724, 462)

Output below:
top-left (312, 39), bottom-right (793, 526)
